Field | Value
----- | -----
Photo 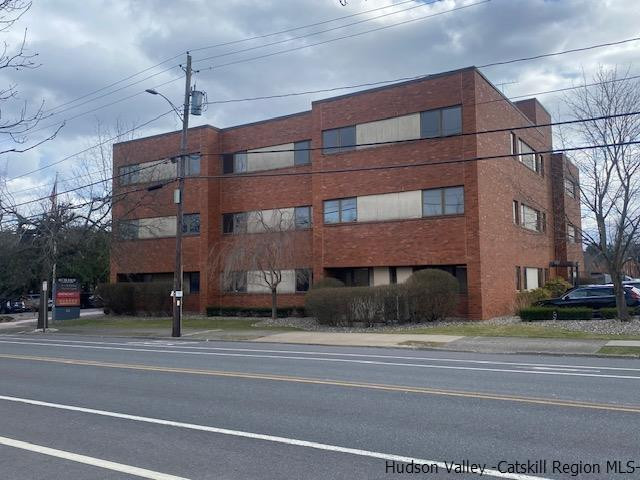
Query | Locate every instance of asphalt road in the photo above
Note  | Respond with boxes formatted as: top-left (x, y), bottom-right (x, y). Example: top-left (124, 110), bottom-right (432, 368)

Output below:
top-left (0, 333), bottom-right (639, 480)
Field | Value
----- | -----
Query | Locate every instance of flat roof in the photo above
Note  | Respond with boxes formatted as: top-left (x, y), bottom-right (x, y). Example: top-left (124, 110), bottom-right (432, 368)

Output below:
top-left (117, 65), bottom-right (546, 145)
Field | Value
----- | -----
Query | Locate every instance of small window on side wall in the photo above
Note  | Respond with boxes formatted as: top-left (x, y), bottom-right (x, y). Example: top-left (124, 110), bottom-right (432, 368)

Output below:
top-left (294, 206), bottom-right (312, 229)
top-left (295, 268), bottom-right (312, 292)
top-left (294, 140), bottom-right (311, 165)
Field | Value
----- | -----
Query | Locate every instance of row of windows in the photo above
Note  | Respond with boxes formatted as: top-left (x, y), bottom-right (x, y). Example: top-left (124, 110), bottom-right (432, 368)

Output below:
top-left (222, 206), bottom-right (312, 234)
top-left (222, 140), bottom-right (311, 174)
top-left (322, 105), bottom-right (462, 155)
top-left (324, 187), bottom-right (464, 224)
top-left (120, 155), bottom-right (201, 186)
top-left (224, 269), bottom-right (312, 293)
top-left (512, 201), bottom-right (546, 233)
top-left (510, 134), bottom-right (543, 175)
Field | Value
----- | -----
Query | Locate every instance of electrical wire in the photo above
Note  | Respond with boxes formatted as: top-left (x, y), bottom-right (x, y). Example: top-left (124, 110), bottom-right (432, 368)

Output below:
top-left (5, 110), bottom-right (175, 183)
top-left (37, 0), bottom-right (445, 123)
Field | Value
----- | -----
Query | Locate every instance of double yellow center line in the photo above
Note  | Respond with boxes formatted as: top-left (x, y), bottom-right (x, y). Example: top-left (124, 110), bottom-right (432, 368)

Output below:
top-left (2, 353), bottom-right (638, 414)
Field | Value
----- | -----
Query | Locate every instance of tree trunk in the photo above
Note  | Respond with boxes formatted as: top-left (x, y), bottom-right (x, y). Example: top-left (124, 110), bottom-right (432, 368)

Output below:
top-left (271, 287), bottom-right (277, 320)
top-left (612, 273), bottom-right (630, 321)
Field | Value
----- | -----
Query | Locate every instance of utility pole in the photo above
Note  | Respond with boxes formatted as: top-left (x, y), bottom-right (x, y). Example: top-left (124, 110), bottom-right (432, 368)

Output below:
top-left (172, 53), bottom-right (192, 338)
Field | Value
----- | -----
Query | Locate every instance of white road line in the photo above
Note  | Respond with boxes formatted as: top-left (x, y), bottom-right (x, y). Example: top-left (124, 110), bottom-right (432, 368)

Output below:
top-left (0, 434), bottom-right (189, 480)
top-left (532, 367), bottom-right (600, 373)
top-left (0, 339), bottom-right (639, 380)
top-left (2, 334), bottom-right (638, 372)
top-left (0, 394), bottom-right (553, 480)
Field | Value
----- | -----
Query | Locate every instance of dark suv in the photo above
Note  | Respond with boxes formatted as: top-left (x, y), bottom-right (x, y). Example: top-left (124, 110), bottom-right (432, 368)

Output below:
top-left (539, 285), bottom-right (640, 309)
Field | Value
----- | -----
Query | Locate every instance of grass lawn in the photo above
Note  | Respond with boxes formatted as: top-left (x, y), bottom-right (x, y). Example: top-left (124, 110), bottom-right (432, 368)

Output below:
top-left (597, 346), bottom-right (640, 357)
top-left (55, 315), bottom-right (301, 332)
top-left (394, 323), bottom-right (640, 340)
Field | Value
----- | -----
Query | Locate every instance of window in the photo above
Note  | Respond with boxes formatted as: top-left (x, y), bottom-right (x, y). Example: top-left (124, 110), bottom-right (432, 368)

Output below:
top-left (185, 272), bottom-right (200, 294)
top-left (516, 266), bottom-right (522, 291)
top-left (514, 139), bottom-right (543, 174)
top-left (523, 267), bottom-right (543, 290)
top-left (513, 201), bottom-right (520, 225)
top-left (119, 220), bottom-right (139, 240)
top-left (567, 288), bottom-right (588, 299)
top-left (182, 213), bottom-right (200, 235)
top-left (222, 151), bottom-right (247, 174)
top-left (567, 224), bottom-right (576, 243)
top-left (390, 267), bottom-right (397, 285)
top-left (323, 198), bottom-right (357, 224)
top-left (294, 140), bottom-right (311, 165)
top-left (564, 178), bottom-right (576, 198)
top-left (224, 271), bottom-right (247, 293)
top-left (422, 187), bottom-right (464, 217)
top-left (420, 106), bottom-right (462, 138)
top-left (222, 212), bottom-right (247, 234)
top-left (587, 287), bottom-right (614, 297)
top-left (295, 268), bottom-right (312, 292)
top-left (184, 154), bottom-right (201, 177)
top-left (119, 165), bottom-right (139, 186)
top-left (294, 206), bottom-right (312, 229)
top-left (520, 204), bottom-right (544, 232)
top-left (322, 126), bottom-right (356, 154)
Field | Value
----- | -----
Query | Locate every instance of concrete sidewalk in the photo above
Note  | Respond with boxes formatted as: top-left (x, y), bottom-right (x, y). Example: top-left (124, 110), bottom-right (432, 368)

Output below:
top-left (253, 331), bottom-right (613, 355)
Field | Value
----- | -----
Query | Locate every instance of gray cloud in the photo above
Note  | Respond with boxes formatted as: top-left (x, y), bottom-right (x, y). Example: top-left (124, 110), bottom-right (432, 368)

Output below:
top-left (0, 0), bottom-right (637, 200)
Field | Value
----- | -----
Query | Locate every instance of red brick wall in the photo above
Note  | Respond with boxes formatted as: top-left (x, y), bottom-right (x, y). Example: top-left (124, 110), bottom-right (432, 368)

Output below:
top-left (111, 67), bottom-right (582, 319)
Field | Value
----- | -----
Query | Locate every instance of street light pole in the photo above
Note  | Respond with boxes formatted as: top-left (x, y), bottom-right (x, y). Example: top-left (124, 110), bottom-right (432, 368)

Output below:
top-left (172, 53), bottom-right (192, 338)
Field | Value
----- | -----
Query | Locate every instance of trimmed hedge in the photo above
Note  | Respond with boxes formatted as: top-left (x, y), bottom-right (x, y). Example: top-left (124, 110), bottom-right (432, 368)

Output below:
top-left (305, 284), bottom-right (410, 327)
top-left (311, 277), bottom-right (345, 289)
top-left (406, 269), bottom-right (459, 322)
top-left (598, 307), bottom-right (618, 319)
top-left (519, 307), bottom-right (593, 321)
top-left (305, 270), bottom-right (459, 327)
top-left (96, 282), bottom-right (172, 316)
top-left (205, 306), bottom-right (305, 318)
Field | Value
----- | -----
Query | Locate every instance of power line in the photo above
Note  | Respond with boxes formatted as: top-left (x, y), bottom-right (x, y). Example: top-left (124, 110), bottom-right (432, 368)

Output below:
top-left (5, 110), bottom-right (640, 211)
top-left (36, 0), bottom-right (443, 124)
top-left (5, 110), bottom-right (174, 183)
top-left (13, 75), bottom-right (632, 198)
top-left (193, 0), bottom-right (442, 65)
top-left (196, 0), bottom-right (489, 71)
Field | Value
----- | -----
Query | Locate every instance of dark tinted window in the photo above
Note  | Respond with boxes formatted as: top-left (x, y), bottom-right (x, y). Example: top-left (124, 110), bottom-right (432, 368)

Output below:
top-left (223, 213), bottom-right (234, 233)
top-left (294, 140), bottom-right (311, 165)
top-left (294, 206), bottom-right (311, 229)
top-left (323, 200), bottom-right (340, 224)
top-left (420, 105), bottom-right (462, 139)
top-left (567, 289), bottom-right (588, 299)
top-left (341, 197), bottom-right (357, 222)
top-left (295, 268), bottom-right (312, 292)
top-left (182, 214), bottom-right (200, 235)
top-left (187, 272), bottom-right (200, 294)
top-left (423, 187), bottom-right (464, 216)
top-left (587, 287), bottom-right (614, 297)
top-left (420, 110), bottom-right (440, 138)
top-left (322, 126), bottom-right (356, 154)
top-left (442, 106), bottom-right (462, 136)
top-left (222, 154), bottom-right (234, 174)
top-left (185, 154), bottom-right (200, 176)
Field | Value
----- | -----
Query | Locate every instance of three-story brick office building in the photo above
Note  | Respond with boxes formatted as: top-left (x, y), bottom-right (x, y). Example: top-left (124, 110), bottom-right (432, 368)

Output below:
top-left (111, 66), bottom-right (583, 320)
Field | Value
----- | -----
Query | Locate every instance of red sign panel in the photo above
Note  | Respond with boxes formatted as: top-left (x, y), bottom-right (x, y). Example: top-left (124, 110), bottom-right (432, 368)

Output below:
top-left (56, 290), bottom-right (80, 307)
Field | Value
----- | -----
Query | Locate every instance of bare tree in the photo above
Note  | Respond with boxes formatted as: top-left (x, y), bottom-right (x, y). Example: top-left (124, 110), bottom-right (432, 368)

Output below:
top-left (0, 1), bottom-right (63, 155)
top-left (217, 209), bottom-right (307, 319)
top-left (560, 67), bottom-right (640, 320)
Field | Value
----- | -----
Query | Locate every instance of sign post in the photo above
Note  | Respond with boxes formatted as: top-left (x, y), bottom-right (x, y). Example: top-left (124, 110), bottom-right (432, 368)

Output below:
top-left (54, 278), bottom-right (81, 321)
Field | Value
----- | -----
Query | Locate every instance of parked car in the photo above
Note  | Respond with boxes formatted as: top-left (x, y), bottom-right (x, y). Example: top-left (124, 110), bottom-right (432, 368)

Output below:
top-left (0, 299), bottom-right (28, 314)
top-left (539, 285), bottom-right (640, 309)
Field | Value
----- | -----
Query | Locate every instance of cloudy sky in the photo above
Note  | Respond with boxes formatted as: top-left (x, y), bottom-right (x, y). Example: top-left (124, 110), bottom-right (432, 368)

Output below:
top-left (0, 0), bottom-right (638, 206)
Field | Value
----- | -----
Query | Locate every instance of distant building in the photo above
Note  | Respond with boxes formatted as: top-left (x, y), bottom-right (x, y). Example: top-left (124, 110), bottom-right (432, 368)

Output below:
top-left (111, 66), bottom-right (583, 319)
